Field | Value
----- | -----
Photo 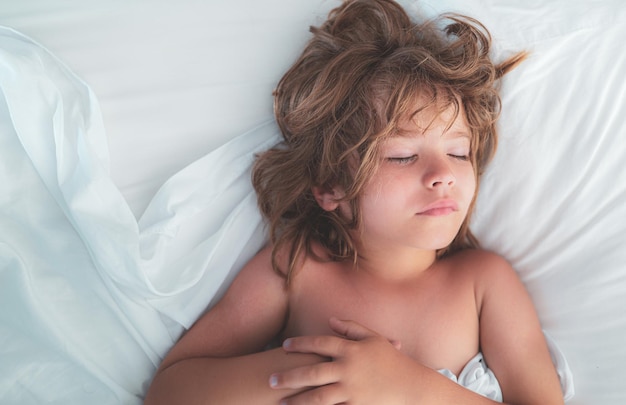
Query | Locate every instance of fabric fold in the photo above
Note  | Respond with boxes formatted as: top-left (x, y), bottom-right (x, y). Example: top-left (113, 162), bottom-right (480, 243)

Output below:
top-left (0, 25), bottom-right (279, 403)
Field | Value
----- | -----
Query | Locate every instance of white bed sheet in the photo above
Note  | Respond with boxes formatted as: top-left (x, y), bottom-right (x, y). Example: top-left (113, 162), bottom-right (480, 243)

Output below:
top-left (1, 1), bottom-right (625, 404)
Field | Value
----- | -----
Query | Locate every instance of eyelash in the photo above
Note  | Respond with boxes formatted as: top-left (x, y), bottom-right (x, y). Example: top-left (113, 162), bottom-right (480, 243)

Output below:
top-left (449, 154), bottom-right (470, 161)
top-left (388, 155), bottom-right (417, 165)
top-left (387, 154), bottom-right (470, 164)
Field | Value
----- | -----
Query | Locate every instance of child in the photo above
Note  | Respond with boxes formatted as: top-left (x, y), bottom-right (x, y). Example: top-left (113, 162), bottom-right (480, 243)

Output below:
top-left (145, 0), bottom-right (564, 403)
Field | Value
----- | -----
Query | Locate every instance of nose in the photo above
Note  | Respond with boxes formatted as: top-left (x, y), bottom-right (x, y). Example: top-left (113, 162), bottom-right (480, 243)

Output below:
top-left (422, 156), bottom-right (455, 189)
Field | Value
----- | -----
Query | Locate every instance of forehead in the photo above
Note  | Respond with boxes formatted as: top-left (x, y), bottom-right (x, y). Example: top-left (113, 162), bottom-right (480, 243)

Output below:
top-left (393, 99), bottom-right (470, 138)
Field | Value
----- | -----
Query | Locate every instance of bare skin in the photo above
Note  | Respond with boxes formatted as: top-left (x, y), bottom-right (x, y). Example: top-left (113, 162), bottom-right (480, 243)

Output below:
top-left (145, 246), bottom-right (321, 405)
top-left (144, 104), bottom-right (564, 404)
top-left (281, 245), bottom-right (480, 377)
top-left (272, 246), bottom-right (563, 404)
top-left (145, 244), bottom-right (563, 405)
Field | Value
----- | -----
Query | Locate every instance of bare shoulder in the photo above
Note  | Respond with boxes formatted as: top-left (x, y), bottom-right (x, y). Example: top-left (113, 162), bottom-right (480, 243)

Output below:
top-left (446, 248), bottom-right (516, 282)
top-left (468, 249), bottom-right (520, 293)
top-left (450, 248), bottom-right (511, 270)
top-left (213, 244), bottom-right (289, 318)
top-left (445, 249), bottom-right (520, 308)
top-left (238, 243), bottom-right (287, 280)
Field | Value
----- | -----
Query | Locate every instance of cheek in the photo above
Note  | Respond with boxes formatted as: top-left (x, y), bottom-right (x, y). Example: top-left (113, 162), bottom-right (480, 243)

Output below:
top-left (468, 172), bottom-right (478, 195)
top-left (359, 177), bottom-right (403, 218)
top-left (458, 168), bottom-right (477, 206)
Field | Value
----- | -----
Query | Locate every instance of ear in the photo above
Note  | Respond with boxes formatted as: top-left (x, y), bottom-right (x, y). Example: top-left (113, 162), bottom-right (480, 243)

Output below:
top-left (312, 185), bottom-right (344, 212)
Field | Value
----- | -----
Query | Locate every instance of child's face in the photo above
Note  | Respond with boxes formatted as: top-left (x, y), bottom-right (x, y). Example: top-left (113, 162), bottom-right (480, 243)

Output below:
top-left (355, 102), bottom-right (476, 253)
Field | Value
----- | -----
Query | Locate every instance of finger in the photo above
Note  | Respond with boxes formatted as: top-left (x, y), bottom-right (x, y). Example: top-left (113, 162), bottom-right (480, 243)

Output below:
top-left (269, 361), bottom-right (339, 390)
top-left (390, 339), bottom-right (402, 350)
top-left (328, 317), bottom-right (377, 341)
top-left (280, 383), bottom-right (347, 405)
top-left (330, 317), bottom-right (402, 350)
top-left (282, 335), bottom-right (347, 358)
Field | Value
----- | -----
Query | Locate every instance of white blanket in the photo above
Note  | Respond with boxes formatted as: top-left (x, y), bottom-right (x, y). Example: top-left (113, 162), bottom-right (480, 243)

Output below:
top-left (0, 27), bottom-right (276, 402)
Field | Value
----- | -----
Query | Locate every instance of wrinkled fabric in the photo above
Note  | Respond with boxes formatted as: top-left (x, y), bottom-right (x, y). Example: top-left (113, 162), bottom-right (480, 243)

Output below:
top-left (439, 331), bottom-right (575, 403)
top-left (439, 353), bottom-right (502, 401)
top-left (0, 26), bottom-right (278, 404)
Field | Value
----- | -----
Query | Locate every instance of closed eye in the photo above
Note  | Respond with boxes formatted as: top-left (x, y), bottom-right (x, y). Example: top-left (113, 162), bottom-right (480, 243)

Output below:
top-left (448, 154), bottom-right (469, 161)
top-left (387, 155), bottom-right (418, 165)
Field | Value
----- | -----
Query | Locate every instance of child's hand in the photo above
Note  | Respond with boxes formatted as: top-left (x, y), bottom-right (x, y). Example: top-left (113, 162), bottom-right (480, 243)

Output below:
top-left (269, 317), bottom-right (422, 405)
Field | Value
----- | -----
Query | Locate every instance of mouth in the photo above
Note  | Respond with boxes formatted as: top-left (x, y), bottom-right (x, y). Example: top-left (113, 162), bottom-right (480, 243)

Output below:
top-left (417, 199), bottom-right (459, 216)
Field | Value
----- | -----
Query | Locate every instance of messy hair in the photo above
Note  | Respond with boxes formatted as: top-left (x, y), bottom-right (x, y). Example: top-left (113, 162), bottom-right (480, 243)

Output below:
top-left (252, 0), bottom-right (525, 284)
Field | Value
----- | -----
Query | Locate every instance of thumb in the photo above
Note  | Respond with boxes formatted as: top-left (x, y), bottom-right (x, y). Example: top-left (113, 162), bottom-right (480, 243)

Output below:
top-left (329, 317), bottom-right (402, 350)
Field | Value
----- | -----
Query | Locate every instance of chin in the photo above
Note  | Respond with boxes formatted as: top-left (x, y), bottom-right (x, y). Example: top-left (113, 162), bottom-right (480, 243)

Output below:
top-left (410, 238), bottom-right (456, 252)
top-left (416, 227), bottom-right (461, 251)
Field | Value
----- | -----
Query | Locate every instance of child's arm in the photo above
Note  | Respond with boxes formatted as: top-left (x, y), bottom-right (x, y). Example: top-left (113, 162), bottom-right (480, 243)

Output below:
top-left (144, 246), bottom-right (327, 405)
top-left (270, 251), bottom-right (564, 405)
top-left (476, 251), bottom-right (564, 404)
top-left (146, 347), bottom-right (324, 404)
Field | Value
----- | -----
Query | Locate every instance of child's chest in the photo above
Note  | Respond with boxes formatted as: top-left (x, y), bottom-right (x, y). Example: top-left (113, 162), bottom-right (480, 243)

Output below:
top-left (282, 263), bottom-right (481, 376)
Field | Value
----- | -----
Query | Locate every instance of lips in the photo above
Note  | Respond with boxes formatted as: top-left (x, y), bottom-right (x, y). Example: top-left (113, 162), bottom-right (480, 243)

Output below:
top-left (417, 199), bottom-right (459, 216)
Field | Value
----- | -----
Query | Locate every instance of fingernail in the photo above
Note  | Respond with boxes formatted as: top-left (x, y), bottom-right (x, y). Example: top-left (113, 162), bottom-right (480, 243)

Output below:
top-left (269, 374), bottom-right (279, 388)
top-left (282, 338), bottom-right (292, 349)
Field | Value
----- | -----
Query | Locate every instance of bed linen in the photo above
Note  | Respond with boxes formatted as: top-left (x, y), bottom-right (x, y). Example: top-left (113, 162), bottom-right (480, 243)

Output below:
top-left (1, 1), bottom-right (625, 404)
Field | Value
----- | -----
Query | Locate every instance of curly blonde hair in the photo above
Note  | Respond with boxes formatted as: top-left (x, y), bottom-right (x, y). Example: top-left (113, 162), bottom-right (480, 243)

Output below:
top-left (252, 0), bottom-right (525, 284)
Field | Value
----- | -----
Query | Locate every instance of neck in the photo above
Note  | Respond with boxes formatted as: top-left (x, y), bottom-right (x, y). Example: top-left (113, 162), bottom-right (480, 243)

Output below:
top-left (354, 243), bottom-right (437, 283)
